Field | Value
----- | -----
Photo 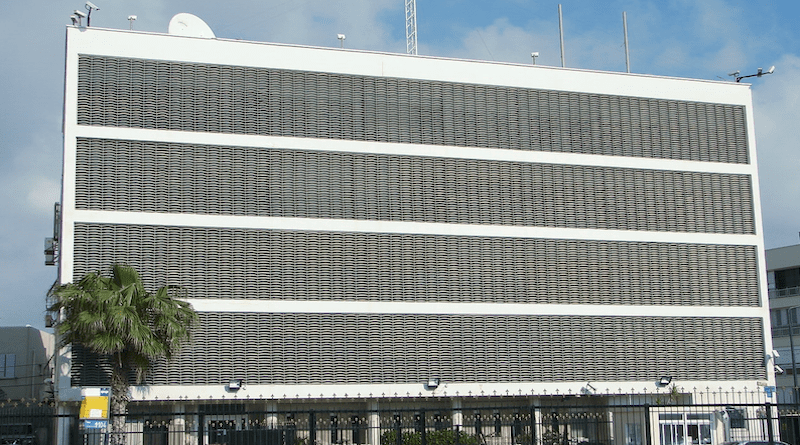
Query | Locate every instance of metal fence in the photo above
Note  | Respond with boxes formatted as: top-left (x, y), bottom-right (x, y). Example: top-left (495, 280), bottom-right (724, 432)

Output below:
top-left (3, 390), bottom-right (800, 445)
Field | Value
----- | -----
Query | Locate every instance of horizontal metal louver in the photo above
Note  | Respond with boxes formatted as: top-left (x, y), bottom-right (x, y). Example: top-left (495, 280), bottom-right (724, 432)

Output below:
top-left (74, 138), bottom-right (756, 234)
top-left (76, 56), bottom-right (749, 164)
top-left (72, 223), bottom-right (760, 307)
top-left (72, 313), bottom-right (765, 386)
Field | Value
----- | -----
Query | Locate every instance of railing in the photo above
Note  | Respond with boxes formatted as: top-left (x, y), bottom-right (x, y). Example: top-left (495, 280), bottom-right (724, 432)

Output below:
top-left (772, 325), bottom-right (800, 338)
top-left (770, 286), bottom-right (800, 299)
top-left (3, 389), bottom-right (800, 445)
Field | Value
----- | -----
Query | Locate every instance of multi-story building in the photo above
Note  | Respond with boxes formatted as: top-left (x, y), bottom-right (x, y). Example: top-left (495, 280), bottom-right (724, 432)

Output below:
top-left (0, 326), bottom-right (54, 401)
top-left (54, 20), bottom-right (773, 445)
top-left (767, 244), bottom-right (800, 400)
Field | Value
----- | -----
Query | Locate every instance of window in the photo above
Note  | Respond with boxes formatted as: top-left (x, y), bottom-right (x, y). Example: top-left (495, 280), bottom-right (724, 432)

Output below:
top-left (772, 310), bottom-right (784, 326)
top-left (776, 268), bottom-right (800, 289)
top-left (626, 423), bottom-right (642, 445)
top-left (0, 354), bottom-right (15, 379)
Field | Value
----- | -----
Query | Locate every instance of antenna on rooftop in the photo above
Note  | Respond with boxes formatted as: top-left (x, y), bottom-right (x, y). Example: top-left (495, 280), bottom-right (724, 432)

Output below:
top-left (622, 12), bottom-right (630, 73)
top-left (128, 15), bottom-right (137, 30)
top-left (405, 0), bottom-right (418, 55)
top-left (732, 66), bottom-right (775, 82)
top-left (558, 4), bottom-right (566, 67)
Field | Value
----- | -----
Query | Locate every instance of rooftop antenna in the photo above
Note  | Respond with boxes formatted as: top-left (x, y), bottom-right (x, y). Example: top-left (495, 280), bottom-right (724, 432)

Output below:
top-left (622, 12), bottom-right (630, 73)
top-left (85, 1), bottom-right (99, 27)
top-left (733, 66), bottom-right (775, 82)
top-left (558, 4), bottom-right (566, 67)
top-left (531, 52), bottom-right (539, 65)
top-left (337, 33), bottom-right (346, 48)
top-left (405, 0), bottom-right (418, 55)
top-left (128, 15), bottom-right (137, 30)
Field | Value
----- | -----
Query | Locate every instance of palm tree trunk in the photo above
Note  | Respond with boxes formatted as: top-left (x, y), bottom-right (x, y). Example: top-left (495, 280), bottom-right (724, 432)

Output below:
top-left (110, 363), bottom-right (130, 445)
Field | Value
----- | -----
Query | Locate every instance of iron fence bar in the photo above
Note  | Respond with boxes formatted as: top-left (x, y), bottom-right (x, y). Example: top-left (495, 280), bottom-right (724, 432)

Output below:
top-left (309, 410), bottom-right (316, 445)
top-left (530, 405), bottom-right (536, 445)
top-left (11, 399), bottom-right (800, 445)
top-left (767, 401), bottom-right (775, 445)
top-left (420, 409), bottom-right (426, 445)
top-left (394, 414), bottom-right (402, 445)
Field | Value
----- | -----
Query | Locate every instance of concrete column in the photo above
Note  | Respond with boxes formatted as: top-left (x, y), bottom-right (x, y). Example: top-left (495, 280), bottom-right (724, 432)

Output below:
top-left (170, 403), bottom-right (186, 445)
top-left (187, 409), bottom-right (200, 445)
top-left (452, 399), bottom-right (464, 429)
top-left (267, 403), bottom-right (279, 429)
top-left (368, 401), bottom-right (381, 445)
top-left (55, 404), bottom-right (73, 445)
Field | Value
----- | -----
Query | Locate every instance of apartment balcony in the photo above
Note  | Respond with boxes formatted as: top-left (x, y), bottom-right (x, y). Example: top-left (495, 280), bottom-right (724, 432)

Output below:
top-left (770, 286), bottom-right (800, 299)
top-left (773, 325), bottom-right (800, 338)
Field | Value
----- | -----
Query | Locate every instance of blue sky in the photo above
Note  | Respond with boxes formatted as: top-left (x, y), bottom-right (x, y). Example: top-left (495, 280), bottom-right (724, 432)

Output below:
top-left (1, 0), bottom-right (799, 329)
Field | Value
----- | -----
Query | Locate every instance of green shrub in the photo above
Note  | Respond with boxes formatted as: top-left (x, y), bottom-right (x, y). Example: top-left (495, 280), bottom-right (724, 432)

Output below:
top-left (381, 429), bottom-right (480, 445)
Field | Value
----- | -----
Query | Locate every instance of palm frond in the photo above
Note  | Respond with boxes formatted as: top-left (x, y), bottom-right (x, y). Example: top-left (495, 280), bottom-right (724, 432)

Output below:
top-left (49, 263), bottom-right (197, 379)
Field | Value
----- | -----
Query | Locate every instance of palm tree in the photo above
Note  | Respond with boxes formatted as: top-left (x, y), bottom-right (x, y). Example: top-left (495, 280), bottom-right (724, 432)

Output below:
top-left (48, 264), bottom-right (197, 444)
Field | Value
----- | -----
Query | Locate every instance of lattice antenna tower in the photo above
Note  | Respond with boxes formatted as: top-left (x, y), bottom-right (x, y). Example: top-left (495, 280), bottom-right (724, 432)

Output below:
top-left (405, 0), bottom-right (418, 55)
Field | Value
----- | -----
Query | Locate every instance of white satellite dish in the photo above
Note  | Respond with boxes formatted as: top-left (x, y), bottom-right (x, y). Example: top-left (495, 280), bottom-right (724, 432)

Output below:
top-left (168, 13), bottom-right (216, 39)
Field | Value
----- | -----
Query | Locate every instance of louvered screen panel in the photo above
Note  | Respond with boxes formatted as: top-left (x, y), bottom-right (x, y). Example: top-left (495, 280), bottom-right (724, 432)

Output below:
top-left (76, 56), bottom-right (749, 164)
top-left (74, 138), bottom-right (756, 234)
top-left (72, 313), bottom-right (765, 386)
top-left (72, 223), bottom-right (760, 307)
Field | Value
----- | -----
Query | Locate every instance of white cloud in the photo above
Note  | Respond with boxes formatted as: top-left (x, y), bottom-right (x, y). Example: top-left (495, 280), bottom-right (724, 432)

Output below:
top-left (26, 178), bottom-right (61, 215)
top-left (753, 53), bottom-right (800, 248)
top-left (440, 18), bottom-right (561, 66)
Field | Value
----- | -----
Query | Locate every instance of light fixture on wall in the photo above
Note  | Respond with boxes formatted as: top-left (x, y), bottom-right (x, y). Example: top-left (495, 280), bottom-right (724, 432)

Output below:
top-left (426, 378), bottom-right (440, 389)
top-left (228, 379), bottom-right (243, 391)
top-left (658, 376), bottom-right (672, 386)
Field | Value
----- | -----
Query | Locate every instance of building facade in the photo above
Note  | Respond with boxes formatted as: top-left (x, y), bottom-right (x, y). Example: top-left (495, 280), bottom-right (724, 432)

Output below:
top-left (56, 23), bottom-right (773, 445)
top-left (0, 326), bottom-right (54, 401)
top-left (767, 244), bottom-right (800, 400)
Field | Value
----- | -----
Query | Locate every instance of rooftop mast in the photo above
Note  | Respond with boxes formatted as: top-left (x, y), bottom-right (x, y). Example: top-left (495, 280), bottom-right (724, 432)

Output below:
top-left (405, 0), bottom-right (418, 55)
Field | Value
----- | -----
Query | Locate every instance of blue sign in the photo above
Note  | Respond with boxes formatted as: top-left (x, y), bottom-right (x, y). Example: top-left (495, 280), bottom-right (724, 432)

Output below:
top-left (84, 420), bottom-right (108, 429)
top-left (99, 388), bottom-right (110, 397)
top-left (764, 386), bottom-right (776, 397)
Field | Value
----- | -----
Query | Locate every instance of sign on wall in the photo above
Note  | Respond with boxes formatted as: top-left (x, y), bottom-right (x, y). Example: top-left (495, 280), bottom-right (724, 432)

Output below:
top-left (80, 387), bottom-right (110, 429)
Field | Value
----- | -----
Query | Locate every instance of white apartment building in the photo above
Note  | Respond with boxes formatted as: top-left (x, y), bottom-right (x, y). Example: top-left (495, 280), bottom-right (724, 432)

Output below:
top-left (767, 244), bottom-right (800, 401)
top-left (0, 326), bottom-right (54, 401)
